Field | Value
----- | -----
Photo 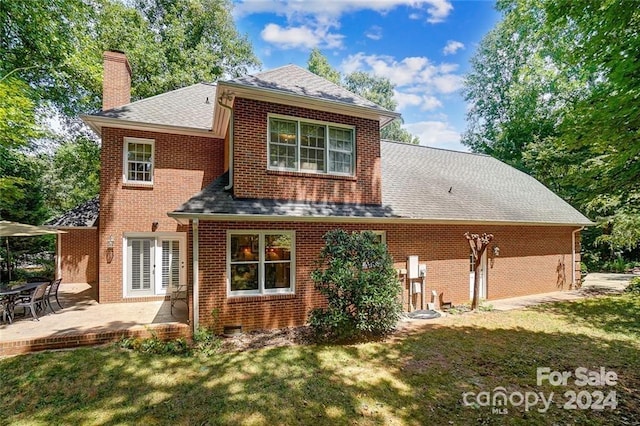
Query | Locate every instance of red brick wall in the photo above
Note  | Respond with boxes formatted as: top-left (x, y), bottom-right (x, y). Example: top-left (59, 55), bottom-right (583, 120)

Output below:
top-left (196, 221), bottom-right (581, 332)
top-left (98, 127), bottom-right (225, 302)
top-left (58, 228), bottom-right (98, 286)
top-left (232, 98), bottom-right (382, 205)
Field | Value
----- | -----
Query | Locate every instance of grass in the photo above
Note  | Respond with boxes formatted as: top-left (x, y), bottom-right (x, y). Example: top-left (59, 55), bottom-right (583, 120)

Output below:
top-left (1, 294), bottom-right (639, 425)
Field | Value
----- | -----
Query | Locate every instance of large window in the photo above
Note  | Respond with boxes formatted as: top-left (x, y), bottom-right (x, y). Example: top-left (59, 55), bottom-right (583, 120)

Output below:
top-left (268, 115), bottom-right (354, 175)
top-left (228, 231), bottom-right (295, 295)
top-left (124, 137), bottom-right (154, 184)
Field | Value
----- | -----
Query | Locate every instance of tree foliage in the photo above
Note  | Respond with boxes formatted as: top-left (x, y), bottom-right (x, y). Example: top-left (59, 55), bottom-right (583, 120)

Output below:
top-left (306, 50), bottom-right (419, 144)
top-left (307, 48), bottom-right (341, 85)
top-left (309, 229), bottom-right (402, 341)
top-left (463, 0), bottom-right (640, 255)
top-left (0, 0), bottom-right (259, 228)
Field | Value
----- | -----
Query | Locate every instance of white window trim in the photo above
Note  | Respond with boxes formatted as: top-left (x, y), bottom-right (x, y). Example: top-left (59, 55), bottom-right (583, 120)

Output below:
top-left (123, 137), bottom-right (155, 185)
top-left (122, 232), bottom-right (186, 298)
top-left (227, 230), bottom-right (296, 297)
top-left (267, 113), bottom-right (355, 177)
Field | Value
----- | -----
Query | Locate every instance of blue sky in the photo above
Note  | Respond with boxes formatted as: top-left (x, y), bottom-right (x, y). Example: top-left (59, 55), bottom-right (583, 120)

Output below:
top-left (232, 0), bottom-right (502, 152)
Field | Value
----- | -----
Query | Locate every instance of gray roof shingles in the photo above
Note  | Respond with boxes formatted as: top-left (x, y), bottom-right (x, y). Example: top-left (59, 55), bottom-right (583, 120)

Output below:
top-left (91, 83), bottom-right (217, 131)
top-left (173, 141), bottom-right (591, 226)
top-left (223, 65), bottom-right (394, 114)
top-left (47, 197), bottom-right (99, 227)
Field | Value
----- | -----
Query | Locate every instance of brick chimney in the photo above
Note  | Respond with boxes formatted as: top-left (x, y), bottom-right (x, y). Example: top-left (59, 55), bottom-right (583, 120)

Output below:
top-left (102, 50), bottom-right (131, 111)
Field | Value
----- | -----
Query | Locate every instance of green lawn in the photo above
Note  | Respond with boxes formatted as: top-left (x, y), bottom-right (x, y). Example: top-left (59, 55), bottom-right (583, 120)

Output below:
top-left (1, 294), bottom-right (638, 425)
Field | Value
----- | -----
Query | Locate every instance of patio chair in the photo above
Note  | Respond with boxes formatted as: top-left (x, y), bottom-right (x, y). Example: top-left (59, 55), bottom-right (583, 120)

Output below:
top-left (439, 292), bottom-right (452, 310)
top-left (45, 278), bottom-right (63, 313)
top-left (0, 295), bottom-right (13, 324)
top-left (14, 282), bottom-right (49, 321)
top-left (170, 284), bottom-right (188, 316)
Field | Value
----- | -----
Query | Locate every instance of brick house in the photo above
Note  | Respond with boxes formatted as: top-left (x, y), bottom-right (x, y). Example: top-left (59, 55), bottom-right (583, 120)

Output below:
top-left (52, 51), bottom-right (591, 332)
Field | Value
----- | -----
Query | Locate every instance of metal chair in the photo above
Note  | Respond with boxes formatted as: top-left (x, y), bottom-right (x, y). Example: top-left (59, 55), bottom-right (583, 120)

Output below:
top-left (0, 295), bottom-right (13, 324)
top-left (45, 278), bottom-right (63, 313)
top-left (14, 282), bottom-right (49, 321)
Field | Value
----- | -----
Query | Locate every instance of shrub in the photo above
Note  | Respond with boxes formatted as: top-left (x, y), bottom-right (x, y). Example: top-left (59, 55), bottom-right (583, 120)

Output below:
top-left (625, 277), bottom-right (640, 295)
top-left (309, 229), bottom-right (402, 342)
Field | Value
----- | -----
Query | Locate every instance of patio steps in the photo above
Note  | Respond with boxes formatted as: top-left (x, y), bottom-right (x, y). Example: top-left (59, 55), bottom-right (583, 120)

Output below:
top-left (0, 322), bottom-right (191, 356)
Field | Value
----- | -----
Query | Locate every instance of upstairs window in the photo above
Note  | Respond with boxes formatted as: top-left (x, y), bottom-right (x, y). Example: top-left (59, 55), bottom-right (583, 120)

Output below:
top-left (268, 115), bottom-right (354, 176)
top-left (124, 137), bottom-right (154, 184)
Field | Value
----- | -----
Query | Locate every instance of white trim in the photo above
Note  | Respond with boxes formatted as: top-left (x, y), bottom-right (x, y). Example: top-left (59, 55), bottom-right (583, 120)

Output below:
top-left (192, 219), bottom-right (199, 329)
top-left (227, 230), bottom-right (295, 297)
top-left (267, 114), bottom-right (356, 177)
top-left (121, 232), bottom-right (186, 298)
top-left (168, 212), bottom-right (593, 227)
top-left (81, 115), bottom-right (223, 138)
top-left (572, 226), bottom-right (585, 286)
top-left (123, 137), bottom-right (155, 185)
top-left (217, 82), bottom-right (400, 127)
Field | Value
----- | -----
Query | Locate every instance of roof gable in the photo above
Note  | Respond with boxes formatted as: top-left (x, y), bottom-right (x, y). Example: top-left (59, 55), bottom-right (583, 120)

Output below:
top-left (83, 83), bottom-right (217, 135)
top-left (224, 65), bottom-right (389, 112)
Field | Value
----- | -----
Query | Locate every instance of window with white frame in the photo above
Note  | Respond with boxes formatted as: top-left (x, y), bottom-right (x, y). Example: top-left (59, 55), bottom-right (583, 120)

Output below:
top-left (124, 137), bottom-right (154, 183)
top-left (228, 231), bottom-right (295, 295)
top-left (268, 115), bottom-right (354, 175)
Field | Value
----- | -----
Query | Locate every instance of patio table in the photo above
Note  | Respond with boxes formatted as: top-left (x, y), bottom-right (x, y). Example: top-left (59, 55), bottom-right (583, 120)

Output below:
top-left (0, 282), bottom-right (48, 324)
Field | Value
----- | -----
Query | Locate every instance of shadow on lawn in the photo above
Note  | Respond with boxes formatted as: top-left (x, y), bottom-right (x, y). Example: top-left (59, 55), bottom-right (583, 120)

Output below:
top-left (531, 293), bottom-right (640, 336)
top-left (1, 317), bottom-right (639, 425)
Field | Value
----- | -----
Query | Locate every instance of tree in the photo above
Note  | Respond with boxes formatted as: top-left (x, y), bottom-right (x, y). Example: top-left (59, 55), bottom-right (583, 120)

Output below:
top-left (42, 135), bottom-right (101, 217)
top-left (463, 0), bottom-right (640, 259)
top-left (307, 50), bottom-right (419, 144)
top-left (309, 229), bottom-right (402, 341)
top-left (307, 48), bottom-right (341, 85)
top-left (465, 232), bottom-right (493, 310)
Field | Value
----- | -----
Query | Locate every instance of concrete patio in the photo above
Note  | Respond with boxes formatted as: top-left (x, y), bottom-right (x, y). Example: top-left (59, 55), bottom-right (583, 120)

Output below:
top-left (0, 283), bottom-right (189, 356)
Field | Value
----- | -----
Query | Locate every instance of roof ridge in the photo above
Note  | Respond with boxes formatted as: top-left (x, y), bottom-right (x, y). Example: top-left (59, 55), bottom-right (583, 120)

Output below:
top-left (381, 139), bottom-right (492, 157)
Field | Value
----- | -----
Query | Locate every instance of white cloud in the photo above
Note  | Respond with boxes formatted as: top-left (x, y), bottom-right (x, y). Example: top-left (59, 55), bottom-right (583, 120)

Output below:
top-left (340, 52), bottom-right (463, 110)
top-left (404, 120), bottom-right (466, 151)
top-left (236, 1), bottom-right (454, 50)
top-left (395, 90), bottom-right (442, 111)
top-left (365, 25), bottom-right (383, 40)
top-left (260, 23), bottom-right (343, 49)
top-left (432, 74), bottom-right (464, 93)
top-left (443, 40), bottom-right (465, 55)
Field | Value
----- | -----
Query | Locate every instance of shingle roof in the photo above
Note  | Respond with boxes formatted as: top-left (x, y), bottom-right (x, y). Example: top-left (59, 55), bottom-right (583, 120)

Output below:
top-left (46, 197), bottom-right (99, 227)
top-left (223, 65), bottom-right (394, 114)
top-left (173, 173), bottom-right (395, 218)
top-left (90, 83), bottom-right (217, 131)
top-left (380, 141), bottom-right (592, 225)
top-left (172, 141), bottom-right (592, 225)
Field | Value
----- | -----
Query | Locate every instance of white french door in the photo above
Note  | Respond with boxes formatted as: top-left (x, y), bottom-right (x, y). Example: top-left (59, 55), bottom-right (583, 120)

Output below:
top-left (125, 234), bottom-right (185, 297)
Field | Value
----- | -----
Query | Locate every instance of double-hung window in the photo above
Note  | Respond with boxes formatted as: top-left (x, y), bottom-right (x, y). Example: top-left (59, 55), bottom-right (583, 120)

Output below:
top-left (268, 115), bottom-right (354, 175)
top-left (228, 231), bottom-right (295, 296)
top-left (124, 137), bottom-right (154, 184)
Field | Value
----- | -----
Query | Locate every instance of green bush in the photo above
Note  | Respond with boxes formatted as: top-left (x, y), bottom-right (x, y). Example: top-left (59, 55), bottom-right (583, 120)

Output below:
top-left (625, 277), bottom-right (640, 295)
top-left (309, 229), bottom-right (402, 342)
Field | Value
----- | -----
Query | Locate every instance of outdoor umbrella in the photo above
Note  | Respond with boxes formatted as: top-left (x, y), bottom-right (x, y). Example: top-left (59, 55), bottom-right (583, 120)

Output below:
top-left (0, 221), bottom-right (66, 281)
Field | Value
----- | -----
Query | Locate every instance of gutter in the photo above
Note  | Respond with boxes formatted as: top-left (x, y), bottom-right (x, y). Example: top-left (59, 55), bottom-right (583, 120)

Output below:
top-left (168, 211), bottom-right (593, 227)
top-left (572, 226), bottom-right (585, 287)
top-left (217, 93), bottom-right (234, 190)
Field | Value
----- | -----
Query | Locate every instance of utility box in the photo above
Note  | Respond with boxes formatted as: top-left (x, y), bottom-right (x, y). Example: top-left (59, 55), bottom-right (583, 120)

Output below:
top-left (419, 264), bottom-right (427, 277)
top-left (407, 255), bottom-right (419, 279)
top-left (413, 281), bottom-right (422, 293)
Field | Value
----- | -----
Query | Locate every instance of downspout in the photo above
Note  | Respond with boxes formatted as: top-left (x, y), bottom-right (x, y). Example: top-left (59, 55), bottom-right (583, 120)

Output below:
top-left (218, 93), bottom-right (234, 190)
top-left (192, 218), bottom-right (200, 330)
top-left (572, 226), bottom-right (585, 287)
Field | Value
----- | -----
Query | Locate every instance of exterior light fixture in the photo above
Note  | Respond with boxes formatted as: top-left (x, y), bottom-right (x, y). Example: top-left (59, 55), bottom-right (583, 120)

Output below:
top-left (107, 235), bottom-right (115, 249)
top-left (493, 245), bottom-right (500, 257)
